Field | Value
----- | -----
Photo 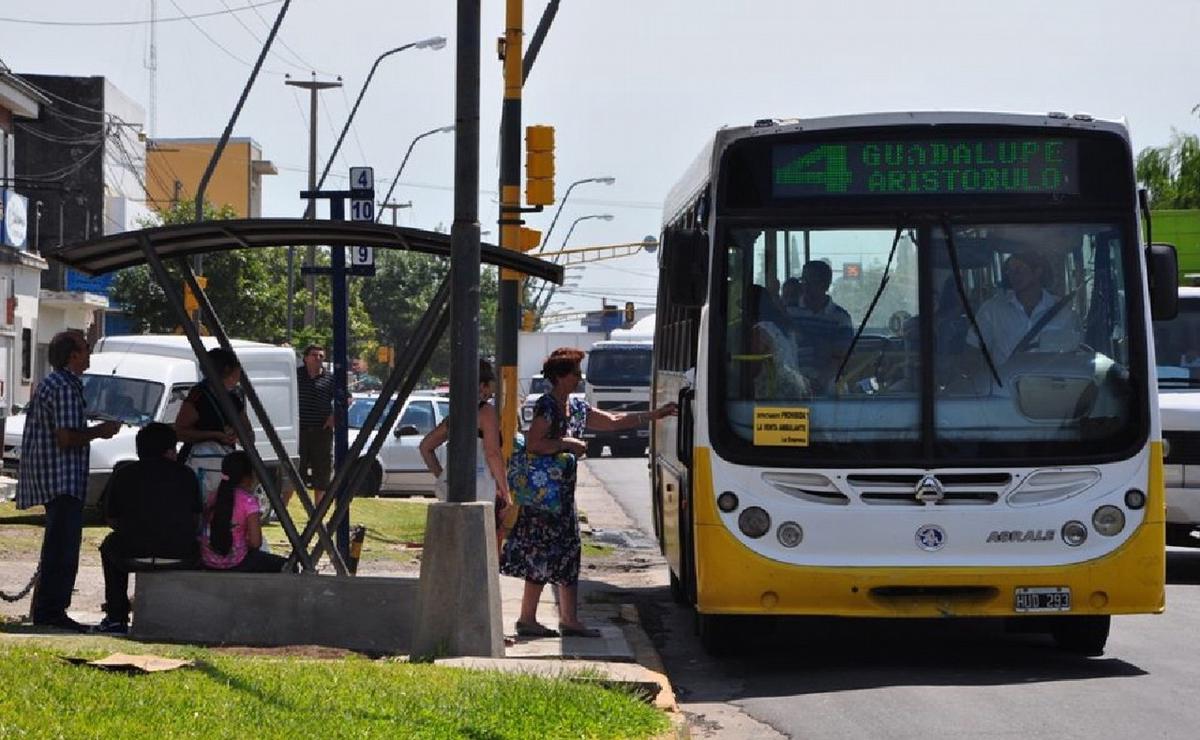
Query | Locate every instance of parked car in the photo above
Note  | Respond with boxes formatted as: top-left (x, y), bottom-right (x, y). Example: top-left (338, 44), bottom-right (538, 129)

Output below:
top-left (1155, 286), bottom-right (1200, 545)
top-left (349, 392), bottom-right (448, 497)
top-left (519, 373), bottom-right (585, 431)
top-left (3, 335), bottom-right (299, 510)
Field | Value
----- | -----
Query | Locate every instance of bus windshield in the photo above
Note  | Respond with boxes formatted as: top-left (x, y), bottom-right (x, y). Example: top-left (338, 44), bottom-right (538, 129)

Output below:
top-left (716, 220), bottom-right (1142, 463)
top-left (589, 348), bottom-right (652, 386)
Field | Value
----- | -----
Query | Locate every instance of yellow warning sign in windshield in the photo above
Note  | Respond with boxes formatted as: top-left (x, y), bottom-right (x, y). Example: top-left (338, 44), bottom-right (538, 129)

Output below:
top-left (753, 407), bottom-right (809, 446)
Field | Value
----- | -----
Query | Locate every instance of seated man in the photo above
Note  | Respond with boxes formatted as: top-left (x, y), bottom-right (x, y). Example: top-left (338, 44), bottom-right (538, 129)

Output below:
top-left (786, 261), bottom-right (854, 388)
top-left (95, 422), bottom-right (202, 634)
top-left (969, 252), bottom-right (1082, 365)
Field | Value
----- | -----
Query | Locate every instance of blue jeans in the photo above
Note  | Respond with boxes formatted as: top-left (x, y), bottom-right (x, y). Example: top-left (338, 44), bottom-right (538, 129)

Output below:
top-left (31, 495), bottom-right (84, 623)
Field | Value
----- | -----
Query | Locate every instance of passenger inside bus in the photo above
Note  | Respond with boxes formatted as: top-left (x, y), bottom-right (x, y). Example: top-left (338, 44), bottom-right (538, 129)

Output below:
top-left (966, 251), bottom-right (1082, 365)
top-left (787, 261), bottom-right (853, 392)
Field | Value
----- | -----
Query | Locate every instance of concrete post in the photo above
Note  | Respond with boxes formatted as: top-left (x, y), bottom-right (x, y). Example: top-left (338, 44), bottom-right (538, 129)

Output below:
top-left (412, 0), bottom-right (504, 658)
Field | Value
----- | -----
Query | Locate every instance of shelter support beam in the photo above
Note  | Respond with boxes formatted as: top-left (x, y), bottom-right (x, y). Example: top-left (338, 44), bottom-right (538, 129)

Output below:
top-left (177, 259), bottom-right (345, 575)
top-left (136, 235), bottom-right (315, 573)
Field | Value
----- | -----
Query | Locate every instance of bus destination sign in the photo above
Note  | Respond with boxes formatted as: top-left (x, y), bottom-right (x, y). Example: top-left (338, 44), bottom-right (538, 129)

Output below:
top-left (772, 138), bottom-right (1080, 197)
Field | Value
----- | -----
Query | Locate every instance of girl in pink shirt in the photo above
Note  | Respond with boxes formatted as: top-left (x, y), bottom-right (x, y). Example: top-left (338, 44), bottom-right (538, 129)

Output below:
top-left (200, 451), bottom-right (289, 572)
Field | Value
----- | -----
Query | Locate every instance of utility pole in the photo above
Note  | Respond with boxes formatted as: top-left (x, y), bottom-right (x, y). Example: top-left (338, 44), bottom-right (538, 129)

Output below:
top-left (496, 0), bottom-right (525, 458)
top-left (497, 0), bottom-right (559, 456)
top-left (378, 200), bottom-right (412, 226)
top-left (285, 75), bottom-right (342, 333)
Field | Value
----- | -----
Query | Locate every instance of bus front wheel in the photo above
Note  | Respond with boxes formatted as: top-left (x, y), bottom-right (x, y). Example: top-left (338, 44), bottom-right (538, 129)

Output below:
top-left (1050, 615), bottom-right (1110, 656)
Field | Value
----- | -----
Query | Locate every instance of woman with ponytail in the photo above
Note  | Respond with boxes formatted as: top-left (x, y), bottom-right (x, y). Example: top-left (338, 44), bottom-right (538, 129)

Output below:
top-left (199, 451), bottom-right (289, 572)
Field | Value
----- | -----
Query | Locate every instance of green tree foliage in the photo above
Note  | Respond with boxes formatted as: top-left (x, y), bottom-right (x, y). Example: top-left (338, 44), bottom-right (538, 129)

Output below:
top-left (109, 200), bottom-right (376, 351)
top-left (1136, 131), bottom-right (1200, 209)
top-left (360, 250), bottom-right (499, 383)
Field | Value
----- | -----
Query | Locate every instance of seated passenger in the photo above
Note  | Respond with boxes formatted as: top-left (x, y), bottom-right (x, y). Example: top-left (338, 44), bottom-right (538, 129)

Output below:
top-left (968, 252), bottom-right (1081, 364)
top-left (787, 261), bottom-right (853, 387)
top-left (95, 423), bottom-right (202, 634)
top-left (199, 451), bottom-right (290, 573)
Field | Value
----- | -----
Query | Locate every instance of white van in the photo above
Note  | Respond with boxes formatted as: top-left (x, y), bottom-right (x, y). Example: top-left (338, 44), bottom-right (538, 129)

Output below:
top-left (3, 335), bottom-right (299, 509)
top-left (1154, 287), bottom-right (1200, 546)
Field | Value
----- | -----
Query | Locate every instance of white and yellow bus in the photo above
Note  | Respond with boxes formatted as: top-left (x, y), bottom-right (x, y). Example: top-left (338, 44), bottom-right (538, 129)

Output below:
top-left (651, 112), bottom-right (1178, 655)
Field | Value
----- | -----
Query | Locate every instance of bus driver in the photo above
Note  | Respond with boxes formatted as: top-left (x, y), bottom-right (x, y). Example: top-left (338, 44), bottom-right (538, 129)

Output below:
top-left (968, 251), bottom-right (1082, 365)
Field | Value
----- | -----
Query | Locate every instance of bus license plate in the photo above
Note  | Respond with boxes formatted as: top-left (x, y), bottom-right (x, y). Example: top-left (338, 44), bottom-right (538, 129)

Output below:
top-left (1014, 587), bottom-right (1071, 613)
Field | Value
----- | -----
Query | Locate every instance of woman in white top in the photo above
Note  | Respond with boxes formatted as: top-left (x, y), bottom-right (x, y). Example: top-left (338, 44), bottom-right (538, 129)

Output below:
top-left (419, 359), bottom-right (512, 555)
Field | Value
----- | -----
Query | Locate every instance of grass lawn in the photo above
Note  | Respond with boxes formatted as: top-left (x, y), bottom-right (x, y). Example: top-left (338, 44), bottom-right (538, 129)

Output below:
top-left (265, 496), bottom-right (431, 566)
top-left (0, 644), bottom-right (668, 739)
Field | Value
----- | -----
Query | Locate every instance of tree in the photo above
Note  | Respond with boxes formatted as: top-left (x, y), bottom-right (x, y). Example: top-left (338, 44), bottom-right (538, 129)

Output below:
top-left (1136, 131), bottom-right (1200, 209)
top-left (359, 250), bottom-right (499, 383)
top-left (109, 200), bottom-right (377, 349)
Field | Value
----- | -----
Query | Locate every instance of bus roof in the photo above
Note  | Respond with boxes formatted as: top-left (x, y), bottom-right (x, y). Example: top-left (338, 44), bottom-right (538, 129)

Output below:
top-left (663, 110), bottom-right (1132, 225)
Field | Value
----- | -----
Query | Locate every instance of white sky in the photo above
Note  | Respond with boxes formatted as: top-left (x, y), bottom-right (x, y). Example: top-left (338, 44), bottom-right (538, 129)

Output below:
top-left (4, 0), bottom-right (1199, 327)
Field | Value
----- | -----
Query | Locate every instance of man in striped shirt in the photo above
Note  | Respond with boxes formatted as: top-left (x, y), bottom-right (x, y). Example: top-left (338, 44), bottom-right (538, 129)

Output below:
top-left (296, 345), bottom-right (334, 504)
top-left (17, 331), bottom-right (120, 632)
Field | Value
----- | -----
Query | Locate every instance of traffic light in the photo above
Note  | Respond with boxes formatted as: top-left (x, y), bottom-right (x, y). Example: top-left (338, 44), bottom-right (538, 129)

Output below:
top-left (624, 301), bottom-right (635, 324)
top-left (522, 309), bottom-right (537, 332)
top-left (376, 345), bottom-right (393, 364)
top-left (518, 227), bottom-right (541, 252)
top-left (525, 125), bottom-right (555, 206)
top-left (183, 275), bottom-right (208, 313)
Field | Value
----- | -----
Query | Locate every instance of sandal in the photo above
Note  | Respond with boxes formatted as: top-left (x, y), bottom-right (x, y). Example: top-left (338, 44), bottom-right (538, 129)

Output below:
top-left (516, 621), bottom-right (559, 638)
top-left (559, 623), bottom-right (602, 638)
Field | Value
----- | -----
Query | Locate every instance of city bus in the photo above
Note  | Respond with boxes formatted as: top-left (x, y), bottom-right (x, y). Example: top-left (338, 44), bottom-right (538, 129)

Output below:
top-left (650, 111), bottom-right (1178, 655)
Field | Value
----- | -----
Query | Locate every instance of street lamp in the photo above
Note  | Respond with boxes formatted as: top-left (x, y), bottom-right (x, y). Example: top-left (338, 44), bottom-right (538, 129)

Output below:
top-left (316, 36), bottom-right (447, 190)
top-left (559, 213), bottom-right (615, 249)
top-left (538, 176), bottom-right (615, 252)
top-left (376, 125), bottom-right (455, 222)
top-left (534, 214), bottom-right (613, 317)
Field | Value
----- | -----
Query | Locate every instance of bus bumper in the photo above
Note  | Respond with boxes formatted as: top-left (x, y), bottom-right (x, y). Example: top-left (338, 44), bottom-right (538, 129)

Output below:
top-left (691, 447), bottom-right (1167, 619)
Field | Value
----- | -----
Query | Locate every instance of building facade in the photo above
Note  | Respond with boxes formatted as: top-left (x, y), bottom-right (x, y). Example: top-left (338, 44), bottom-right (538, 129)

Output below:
top-left (146, 137), bottom-right (276, 217)
top-left (0, 65), bottom-right (51, 413)
top-left (13, 74), bottom-right (150, 348)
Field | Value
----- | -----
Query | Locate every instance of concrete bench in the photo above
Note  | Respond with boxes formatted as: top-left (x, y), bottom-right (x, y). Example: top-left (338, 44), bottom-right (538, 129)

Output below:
top-left (132, 571), bottom-right (419, 654)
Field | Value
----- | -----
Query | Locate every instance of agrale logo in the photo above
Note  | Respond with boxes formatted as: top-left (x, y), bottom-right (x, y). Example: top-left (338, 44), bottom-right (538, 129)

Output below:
top-left (986, 529), bottom-right (1055, 543)
top-left (915, 524), bottom-right (947, 551)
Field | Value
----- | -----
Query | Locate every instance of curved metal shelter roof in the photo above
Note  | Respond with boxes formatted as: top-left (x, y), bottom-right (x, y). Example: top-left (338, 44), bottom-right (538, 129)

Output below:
top-left (46, 218), bottom-right (563, 282)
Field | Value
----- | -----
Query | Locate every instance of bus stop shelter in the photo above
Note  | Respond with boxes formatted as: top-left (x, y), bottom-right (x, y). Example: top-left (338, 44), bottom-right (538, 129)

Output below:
top-left (49, 218), bottom-right (563, 576)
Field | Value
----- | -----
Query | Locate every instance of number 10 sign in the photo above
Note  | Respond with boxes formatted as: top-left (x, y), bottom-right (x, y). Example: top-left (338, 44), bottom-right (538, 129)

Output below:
top-left (349, 166), bottom-right (375, 267)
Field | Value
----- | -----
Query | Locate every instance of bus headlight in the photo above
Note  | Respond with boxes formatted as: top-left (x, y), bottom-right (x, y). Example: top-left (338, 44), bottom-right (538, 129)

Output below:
top-left (1092, 505), bottom-right (1125, 536)
top-left (717, 492), bottom-right (739, 513)
top-left (1124, 489), bottom-right (1146, 510)
top-left (738, 507), bottom-right (771, 539)
top-left (776, 521), bottom-right (803, 547)
top-left (1062, 520), bottom-right (1088, 546)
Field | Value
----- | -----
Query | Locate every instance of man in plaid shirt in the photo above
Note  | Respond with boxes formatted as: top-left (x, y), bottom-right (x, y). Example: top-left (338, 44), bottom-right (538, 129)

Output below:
top-left (17, 331), bottom-right (120, 632)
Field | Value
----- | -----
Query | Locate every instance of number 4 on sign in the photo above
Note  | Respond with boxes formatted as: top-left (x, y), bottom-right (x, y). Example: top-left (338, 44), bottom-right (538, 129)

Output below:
top-left (350, 166), bottom-right (374, 190)
top-left (352, 246), bottom-right (374, 267)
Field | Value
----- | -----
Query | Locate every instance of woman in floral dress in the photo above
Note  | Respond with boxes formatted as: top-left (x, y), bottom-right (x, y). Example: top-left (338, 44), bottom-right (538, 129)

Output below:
top-left (501, 348), bottom-right (677, 638)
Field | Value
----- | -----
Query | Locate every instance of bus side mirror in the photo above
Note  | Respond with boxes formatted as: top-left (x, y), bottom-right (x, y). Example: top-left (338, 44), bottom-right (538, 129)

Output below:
top-left (664, 228), bottom-right (709, 307)
top-left (1146, 242), bottom-right (1178, 321)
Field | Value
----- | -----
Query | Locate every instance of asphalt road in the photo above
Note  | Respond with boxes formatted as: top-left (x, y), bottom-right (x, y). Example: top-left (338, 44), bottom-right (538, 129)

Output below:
top-left (585, 455), bottom-right (1200, 740)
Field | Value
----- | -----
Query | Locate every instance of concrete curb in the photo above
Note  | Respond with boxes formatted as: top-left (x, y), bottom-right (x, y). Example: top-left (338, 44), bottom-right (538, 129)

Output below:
top-left (618, 603), bottom-right (691, 739)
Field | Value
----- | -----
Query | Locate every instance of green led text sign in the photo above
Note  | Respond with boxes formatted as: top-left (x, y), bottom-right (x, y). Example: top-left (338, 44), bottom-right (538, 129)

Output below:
top-left (772, 139), bottom-right (1080, 197)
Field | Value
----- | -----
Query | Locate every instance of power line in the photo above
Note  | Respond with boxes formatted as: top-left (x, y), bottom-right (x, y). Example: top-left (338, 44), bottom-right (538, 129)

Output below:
top-left (217, 0), bottom-right (306, 72)
top-left (246, 0), bottom-right (333, 75)
top-left (166, 0), bottom-right (286, 75)
top-left (0, 1), bottom-right (283, 27)
top-left (339, 86), bottom-right (370, 165)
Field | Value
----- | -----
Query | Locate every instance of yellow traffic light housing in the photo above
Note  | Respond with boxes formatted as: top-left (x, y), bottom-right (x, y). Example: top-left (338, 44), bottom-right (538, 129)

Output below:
top-left (624, 301), bottom-right (635, 324)
top-left (518, 227), bottom-right (542, 252)
top-left (522, 309), bottom-right (537, 332)
top-left (183, 276), bottom-right (208, 313)
top-left (525, 125), bottom-right (555, 206)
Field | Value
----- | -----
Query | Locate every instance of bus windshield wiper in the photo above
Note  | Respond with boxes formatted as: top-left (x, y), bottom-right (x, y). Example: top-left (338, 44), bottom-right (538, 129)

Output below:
top-left (942, 220), bottom-right (1003, 387)
top-left (835, 223), bottom-right (906, 383)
